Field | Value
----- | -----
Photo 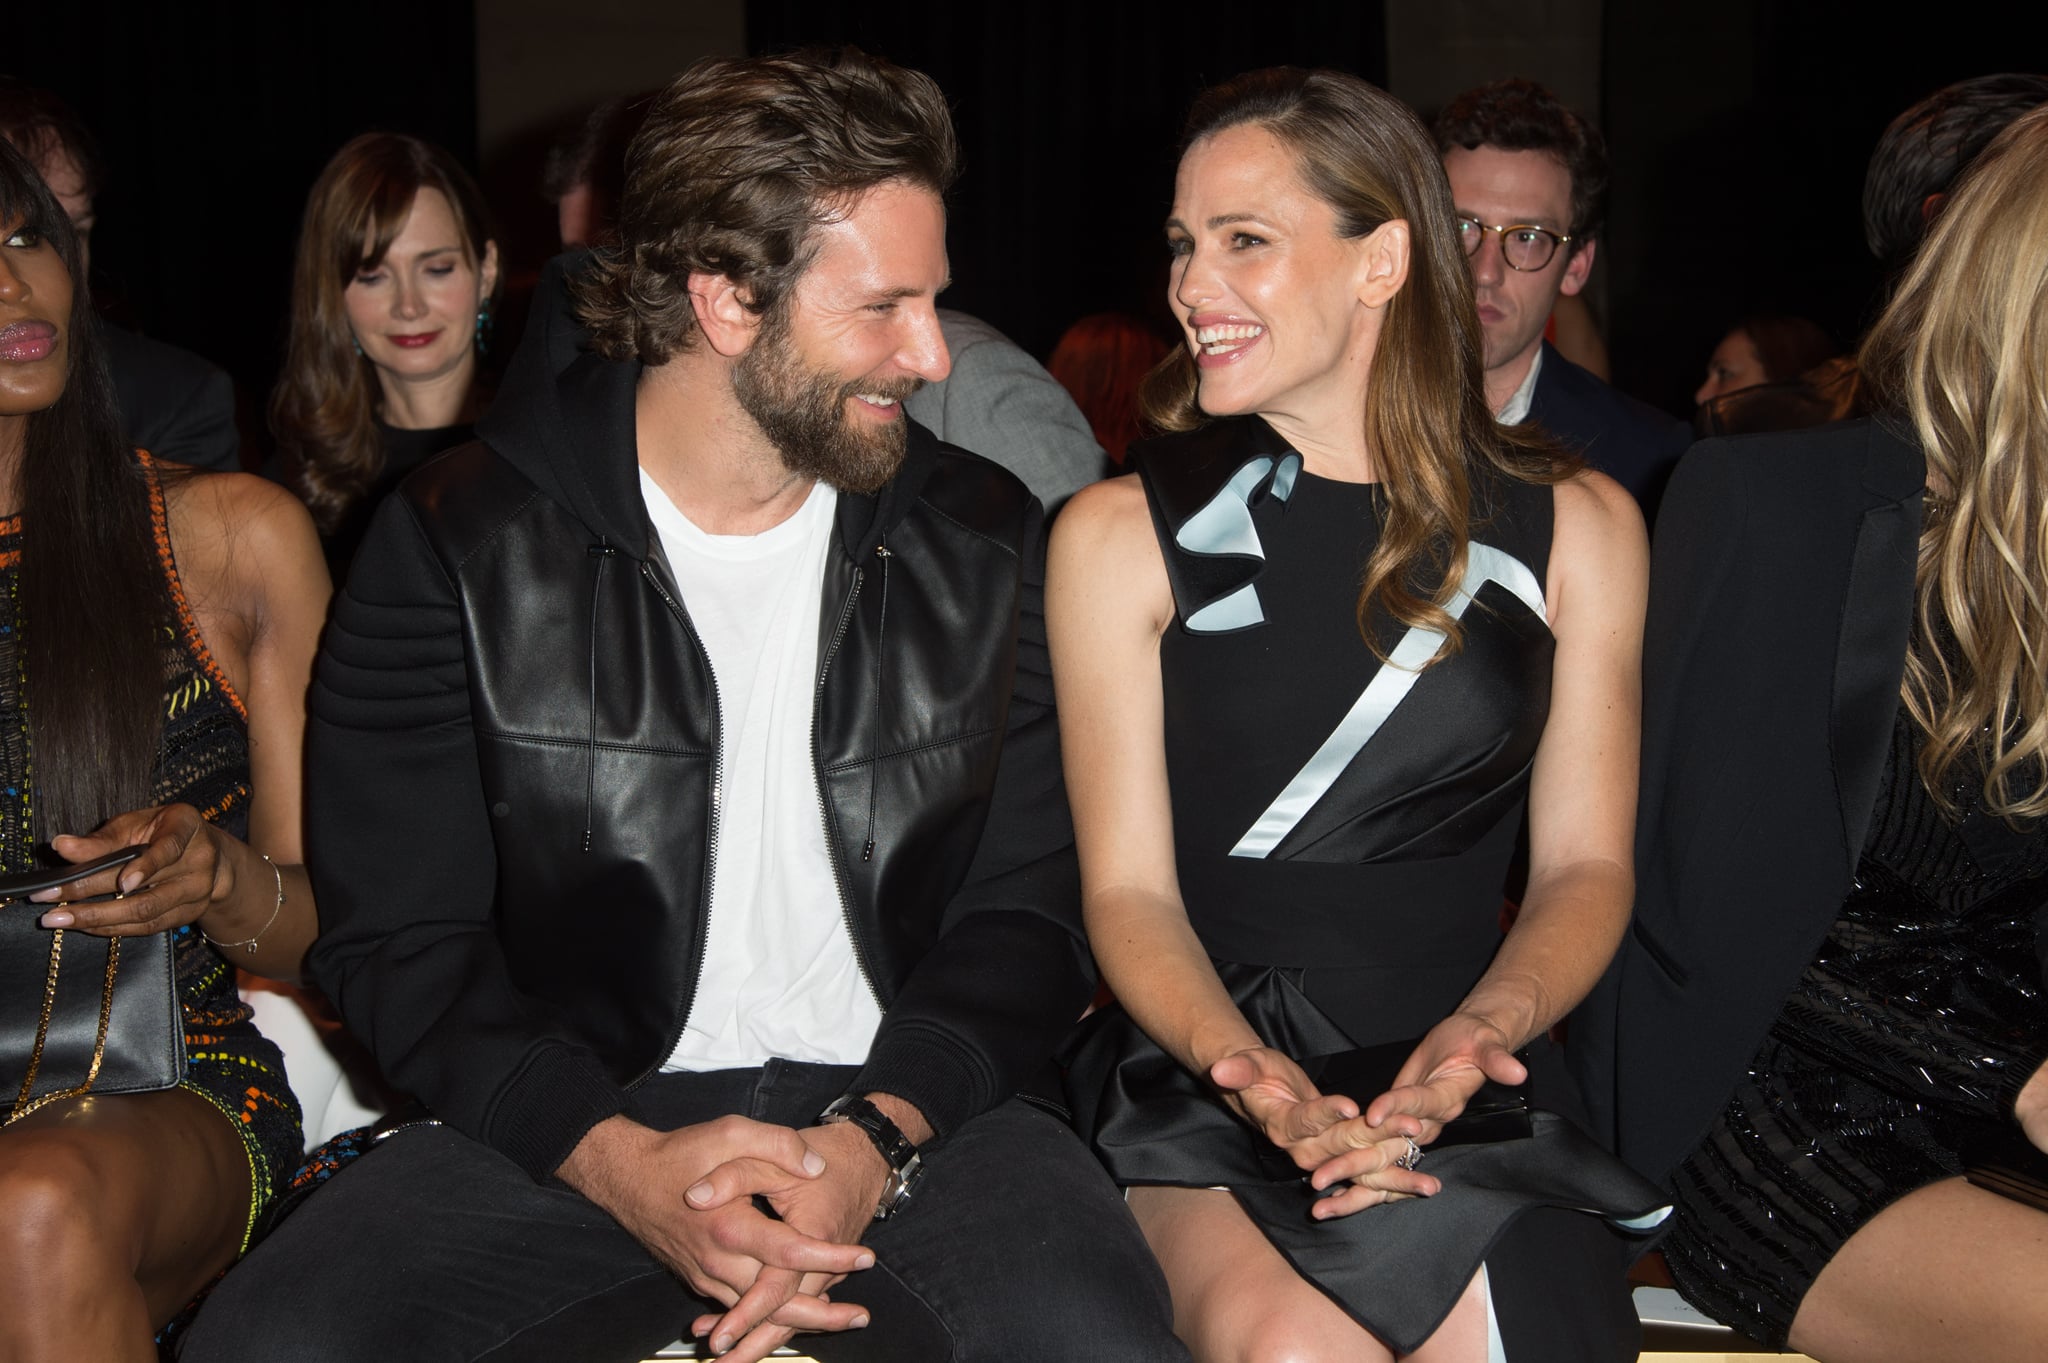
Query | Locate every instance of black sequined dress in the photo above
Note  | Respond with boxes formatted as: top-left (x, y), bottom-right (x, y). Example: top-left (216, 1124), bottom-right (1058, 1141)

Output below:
top-left (1065, 418), bottom-right (1669, 1360)
top-left (0, 459), bottom-right (303, 1251)
top-left (1665, 706), bottom-right (2048, 1346)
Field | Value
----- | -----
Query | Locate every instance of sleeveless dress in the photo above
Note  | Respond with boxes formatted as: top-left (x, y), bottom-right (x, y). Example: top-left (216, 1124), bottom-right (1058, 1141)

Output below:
top-left (1065, 417), bottom-right (1668, 1360)
top-left (0, 457), bottom-right (303, 1253)
top-left (1664, 705), bottom-right (2048, 1347)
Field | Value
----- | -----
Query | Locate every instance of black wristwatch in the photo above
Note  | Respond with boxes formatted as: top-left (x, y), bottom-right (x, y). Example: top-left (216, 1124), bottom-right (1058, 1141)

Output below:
top-left (818, 1094), bottom-right (924, 1220)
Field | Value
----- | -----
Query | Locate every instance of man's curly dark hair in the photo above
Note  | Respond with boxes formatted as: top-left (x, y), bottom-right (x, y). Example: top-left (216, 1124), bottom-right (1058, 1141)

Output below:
top-left (1862, 73), bottom-right (2048, 273)
top-left (1432, 77), bottom-right (1607, 247)
top-left (572, 48), bottom-right (959, 366)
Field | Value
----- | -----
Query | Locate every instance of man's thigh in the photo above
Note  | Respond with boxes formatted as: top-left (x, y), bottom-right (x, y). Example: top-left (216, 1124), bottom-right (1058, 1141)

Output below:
top-left (177, 1121), bottom-right (711, 1363)
top-left (817, 1099), bottom-right (1186, 1363)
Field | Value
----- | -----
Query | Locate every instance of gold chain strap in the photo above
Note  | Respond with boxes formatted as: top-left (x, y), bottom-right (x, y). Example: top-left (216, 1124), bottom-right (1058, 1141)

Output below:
top-left (7, 929), bottom-right (122, 1126)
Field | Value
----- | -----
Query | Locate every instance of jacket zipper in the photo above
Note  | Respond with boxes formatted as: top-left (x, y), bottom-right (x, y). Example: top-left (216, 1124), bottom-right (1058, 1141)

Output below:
top-left (632, 560), bottom-right (725, 1086)
top-left (813, 564), bottom-right (886, 1009)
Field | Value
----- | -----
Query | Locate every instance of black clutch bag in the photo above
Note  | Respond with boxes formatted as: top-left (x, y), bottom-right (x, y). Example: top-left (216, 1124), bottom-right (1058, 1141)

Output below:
top-left (0, 848), bottom-right (184, 1124)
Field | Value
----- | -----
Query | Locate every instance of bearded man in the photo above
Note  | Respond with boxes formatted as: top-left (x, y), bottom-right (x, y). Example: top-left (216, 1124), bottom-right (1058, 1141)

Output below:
top-left (182, 48), bottom-right (1182, 1363)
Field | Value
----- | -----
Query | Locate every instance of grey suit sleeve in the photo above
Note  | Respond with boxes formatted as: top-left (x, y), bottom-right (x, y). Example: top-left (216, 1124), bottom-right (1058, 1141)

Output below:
top-left (906, 313), bottom-right (1106, 513)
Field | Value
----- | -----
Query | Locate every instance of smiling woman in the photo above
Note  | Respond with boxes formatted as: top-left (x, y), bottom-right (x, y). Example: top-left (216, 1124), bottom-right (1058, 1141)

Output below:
top-left (269, 134), bottom-right (501, 571)
top-left (1050, 66), bottom-right (1668, 1363)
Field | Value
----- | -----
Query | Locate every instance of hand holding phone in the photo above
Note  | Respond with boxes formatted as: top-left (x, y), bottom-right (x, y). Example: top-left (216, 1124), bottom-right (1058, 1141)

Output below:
top-left (0, 845), bottom-right (147, 905)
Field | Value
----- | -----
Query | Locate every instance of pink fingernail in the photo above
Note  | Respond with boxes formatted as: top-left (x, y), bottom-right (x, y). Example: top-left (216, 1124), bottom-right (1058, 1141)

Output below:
top-left (851, 1313), bottom-right (871, 1328)
top-left (685, 1182), bottom-right (712, 1205)
top-left (803, 1150), bottom-right (825, 1175)
top-left (39, 910), bottom-right (73, 928)
top-left (855, 1251), bottom-right (875, 1269)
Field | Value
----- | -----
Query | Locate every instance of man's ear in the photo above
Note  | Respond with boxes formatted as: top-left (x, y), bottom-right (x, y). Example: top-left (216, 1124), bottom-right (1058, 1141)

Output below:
top-left (1557, 237), bottom-right (1598, 298)
top-left (1358, 218), bottom-right (1411, 309)
top-left (687, 272), bottom-right (762, 358)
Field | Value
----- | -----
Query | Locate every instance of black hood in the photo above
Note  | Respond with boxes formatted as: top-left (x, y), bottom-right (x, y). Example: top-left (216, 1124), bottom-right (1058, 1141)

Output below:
top-left (476, 252), bottom-right (940, 562)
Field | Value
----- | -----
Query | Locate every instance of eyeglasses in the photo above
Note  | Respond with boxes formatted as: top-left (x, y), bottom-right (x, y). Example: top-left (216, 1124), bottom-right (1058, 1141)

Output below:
top-left (1455, 216), bottom-right (1572, 272)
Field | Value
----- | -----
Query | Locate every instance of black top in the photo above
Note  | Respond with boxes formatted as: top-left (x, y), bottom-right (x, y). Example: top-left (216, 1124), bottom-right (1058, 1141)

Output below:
top-left (264, 420), bottom-right (474, 577)
top-left (1141, 417), bottom-right (1554, 1043)
top-left (331, 422), bottom-right (473, 575)
top-left (1662, 704), bottom-right (2048, 1345)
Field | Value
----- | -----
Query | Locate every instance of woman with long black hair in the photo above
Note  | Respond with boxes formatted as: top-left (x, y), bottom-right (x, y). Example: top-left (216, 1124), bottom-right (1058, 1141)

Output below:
top-left (0, 138), bottom-right (327, 1360)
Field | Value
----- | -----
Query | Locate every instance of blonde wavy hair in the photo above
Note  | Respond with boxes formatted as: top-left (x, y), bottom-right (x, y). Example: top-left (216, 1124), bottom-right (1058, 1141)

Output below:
top-left (1861, 103), bottom-right (2048, 821)
top-left (1142, 67), bottom-right (1576, 662)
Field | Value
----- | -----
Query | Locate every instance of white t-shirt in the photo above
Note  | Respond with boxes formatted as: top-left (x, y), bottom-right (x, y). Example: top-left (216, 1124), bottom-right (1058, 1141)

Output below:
top-left (641, 470), bottom-right (884, 1071)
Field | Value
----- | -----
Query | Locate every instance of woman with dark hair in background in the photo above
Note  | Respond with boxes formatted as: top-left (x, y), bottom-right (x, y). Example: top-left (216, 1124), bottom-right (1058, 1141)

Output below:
top-left (1047, 311), bottom-right (1170, 463)
top-left (1050, 67), bottom-right (1666, 1362)
top-left (270, 133), bottom-right (500, 569)
top-left (1584, 104), bottom-right (2048, 1363)
top-left (1692, 313), bottom-right (1840, 407)
top-left (0, 138), bottom-right (328, 1359)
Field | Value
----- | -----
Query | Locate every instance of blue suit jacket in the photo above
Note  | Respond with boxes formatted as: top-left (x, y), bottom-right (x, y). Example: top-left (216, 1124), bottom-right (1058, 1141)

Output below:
top-left (1525, 341), bottom-right (1690, 515)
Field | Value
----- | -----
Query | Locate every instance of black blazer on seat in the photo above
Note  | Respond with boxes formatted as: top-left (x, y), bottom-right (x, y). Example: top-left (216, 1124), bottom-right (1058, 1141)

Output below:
top-left (1570, 417), bottom-right (1925, 1186)
top-left (102, 323), bottom-right (242, 472)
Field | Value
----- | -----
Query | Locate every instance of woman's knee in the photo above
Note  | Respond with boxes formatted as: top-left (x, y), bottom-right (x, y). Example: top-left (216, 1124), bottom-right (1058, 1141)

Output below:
top-left (0, 1135), bottom-right (128, 1283)
top-left (1187, 1298), bottom-right (1389, 1363)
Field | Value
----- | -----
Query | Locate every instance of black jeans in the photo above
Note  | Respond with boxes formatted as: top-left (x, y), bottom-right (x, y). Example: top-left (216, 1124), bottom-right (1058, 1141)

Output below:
top-left (178, 1062), bottom-right (1186, 1362)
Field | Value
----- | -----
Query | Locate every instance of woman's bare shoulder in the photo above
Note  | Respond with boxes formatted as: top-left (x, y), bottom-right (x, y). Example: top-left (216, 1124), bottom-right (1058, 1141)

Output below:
top-left (1547, 468), bottom-right (1648, 622)
top-left (1050, 472), bottom-right (1174, 627)
top-left (158, 468), bottom-right (329, 622)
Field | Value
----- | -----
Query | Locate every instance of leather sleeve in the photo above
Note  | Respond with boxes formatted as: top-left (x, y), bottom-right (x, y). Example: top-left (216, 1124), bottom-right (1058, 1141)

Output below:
top-left (850, 499), bottom-right (1096, 1137)
top-left (305, 494), bottom-right (627, 1180)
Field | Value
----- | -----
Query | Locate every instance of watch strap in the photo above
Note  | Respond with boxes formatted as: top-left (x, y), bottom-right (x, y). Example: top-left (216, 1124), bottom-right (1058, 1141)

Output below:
top-left (819, 1094), bottom-right (923, 1218)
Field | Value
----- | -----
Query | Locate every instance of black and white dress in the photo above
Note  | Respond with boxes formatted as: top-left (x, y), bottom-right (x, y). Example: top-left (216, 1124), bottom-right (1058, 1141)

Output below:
top-left (1067, 416), bottom-right (1667, 1360)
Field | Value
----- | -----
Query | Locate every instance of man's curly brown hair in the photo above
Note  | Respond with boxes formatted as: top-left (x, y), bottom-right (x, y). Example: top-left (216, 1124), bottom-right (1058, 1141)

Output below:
top-left (572, 48), bottom-right (958, 366)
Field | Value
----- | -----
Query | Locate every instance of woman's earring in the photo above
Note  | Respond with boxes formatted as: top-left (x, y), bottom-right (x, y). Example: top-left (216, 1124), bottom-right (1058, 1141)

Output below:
top-left (351, 335), bottom-right (363, 357)
top-left (475, 299), bottom-right (494, 356)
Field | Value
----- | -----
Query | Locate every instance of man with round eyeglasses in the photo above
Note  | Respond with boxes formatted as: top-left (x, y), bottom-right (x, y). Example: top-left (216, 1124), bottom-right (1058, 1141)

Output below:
top-left (1437, 78), bottom-right (1690, 515)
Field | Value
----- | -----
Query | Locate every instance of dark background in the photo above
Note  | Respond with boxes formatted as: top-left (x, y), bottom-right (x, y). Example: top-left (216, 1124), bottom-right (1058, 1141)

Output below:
top-left (12, 1), bottom-right (2048, 461)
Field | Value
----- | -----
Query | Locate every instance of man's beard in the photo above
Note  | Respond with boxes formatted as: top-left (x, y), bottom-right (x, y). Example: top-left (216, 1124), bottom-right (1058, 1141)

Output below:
top-left (731, 314), bottom-right (923, 495)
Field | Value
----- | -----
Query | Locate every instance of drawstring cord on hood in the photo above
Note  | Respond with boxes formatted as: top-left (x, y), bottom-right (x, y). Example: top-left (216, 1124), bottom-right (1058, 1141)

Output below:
top-left (583, 540), bottom-right (617, 852)
top-left (863, 537), bottom-right (891, 862)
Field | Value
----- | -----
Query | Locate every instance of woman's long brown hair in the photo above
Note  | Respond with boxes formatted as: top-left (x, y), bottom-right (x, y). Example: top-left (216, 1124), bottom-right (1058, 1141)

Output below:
top-left (1142, 68), bottom-right (1576, 662)
top-left (270, 134), bottom-right (498, 534)
top-left (1862, 104), bottom-right (2048, 821)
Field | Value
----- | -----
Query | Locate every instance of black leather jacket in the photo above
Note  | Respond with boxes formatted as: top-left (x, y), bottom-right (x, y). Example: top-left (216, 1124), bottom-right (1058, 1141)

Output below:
top-left (305, 259), bottom-right (1090, 1181)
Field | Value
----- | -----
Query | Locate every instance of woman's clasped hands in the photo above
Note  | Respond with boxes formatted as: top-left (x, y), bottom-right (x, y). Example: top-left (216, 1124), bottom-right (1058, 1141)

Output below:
top-left (1208, 1010), bottom-right (1529, 1220)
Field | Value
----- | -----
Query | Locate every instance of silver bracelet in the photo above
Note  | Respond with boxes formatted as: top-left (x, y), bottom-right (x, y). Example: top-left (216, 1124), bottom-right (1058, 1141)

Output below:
top-left (201, 853), bottom-right (284, 956)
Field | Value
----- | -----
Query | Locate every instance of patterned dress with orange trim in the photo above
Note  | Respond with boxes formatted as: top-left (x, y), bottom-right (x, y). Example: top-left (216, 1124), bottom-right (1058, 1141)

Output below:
top-left (0, 462), bottom-right (303, 1250)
